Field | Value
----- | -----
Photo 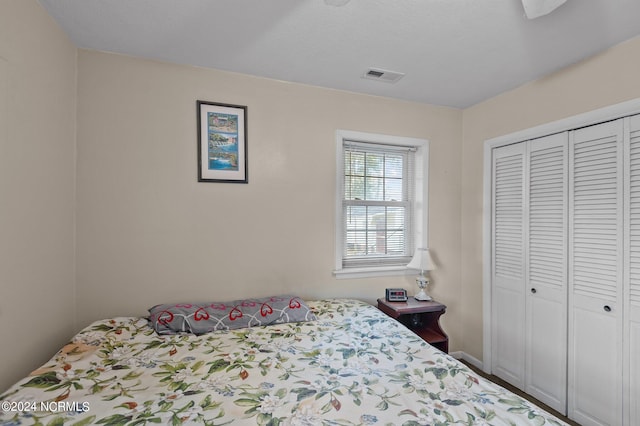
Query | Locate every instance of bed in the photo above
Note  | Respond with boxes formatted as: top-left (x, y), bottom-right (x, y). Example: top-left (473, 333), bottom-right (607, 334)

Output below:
top-left (0, 298), bottom-right (566, 425)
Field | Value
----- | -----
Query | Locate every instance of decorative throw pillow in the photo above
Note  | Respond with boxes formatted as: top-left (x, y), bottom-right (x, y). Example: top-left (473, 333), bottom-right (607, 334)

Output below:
top-left (148, 295), bottom-right (316, 335)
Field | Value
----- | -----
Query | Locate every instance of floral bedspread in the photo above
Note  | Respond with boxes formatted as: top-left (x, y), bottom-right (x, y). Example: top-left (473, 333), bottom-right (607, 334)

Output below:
top-left (0, 299), bottom-right (566, 425)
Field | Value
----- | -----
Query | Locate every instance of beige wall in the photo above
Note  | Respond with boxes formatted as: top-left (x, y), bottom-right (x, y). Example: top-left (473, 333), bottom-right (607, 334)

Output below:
top-left (461, 35), bottom-right (640, 361)
top-left (0, 1), bottom-right (77, 390)
top-left (75, 51), bottom-right (463, 347)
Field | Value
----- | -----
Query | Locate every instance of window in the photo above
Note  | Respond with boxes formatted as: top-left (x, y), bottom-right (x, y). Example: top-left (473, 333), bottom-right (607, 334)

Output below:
top-left (334, 130), bottom-right (428, 278)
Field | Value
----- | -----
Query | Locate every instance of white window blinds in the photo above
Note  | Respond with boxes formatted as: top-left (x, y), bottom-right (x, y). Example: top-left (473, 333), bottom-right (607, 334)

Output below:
top-left (342, 140), bottom-right (415, 268)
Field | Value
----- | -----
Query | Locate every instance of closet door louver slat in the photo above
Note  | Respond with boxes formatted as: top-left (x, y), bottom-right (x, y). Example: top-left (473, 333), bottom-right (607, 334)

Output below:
top-left (629, 116), bottom-right (640, 305)
top-left (494, 152), bottom-right (525, 281)
top-left (572, 132), bottom-right (619, 299)
top-left (529, 143), bottom-right (565, 290)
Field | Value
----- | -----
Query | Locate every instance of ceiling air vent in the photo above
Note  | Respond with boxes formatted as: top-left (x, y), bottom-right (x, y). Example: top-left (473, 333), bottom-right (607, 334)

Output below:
top-left (362, 68), bottom-right (405, 84)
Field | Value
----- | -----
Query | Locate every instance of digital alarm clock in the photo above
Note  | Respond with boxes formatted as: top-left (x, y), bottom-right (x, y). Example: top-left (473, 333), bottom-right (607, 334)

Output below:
top-left (385, 288), bottom-right (408, 302)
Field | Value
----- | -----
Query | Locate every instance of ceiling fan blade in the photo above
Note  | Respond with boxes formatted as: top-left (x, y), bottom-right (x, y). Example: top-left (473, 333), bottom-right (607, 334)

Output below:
top-left (521, 0), bottom-right (567, 19)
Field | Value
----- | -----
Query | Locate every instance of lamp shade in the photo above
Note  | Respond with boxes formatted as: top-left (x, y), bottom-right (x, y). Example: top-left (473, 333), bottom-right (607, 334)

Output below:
top-left (407, 248), bottom-right (435, 272)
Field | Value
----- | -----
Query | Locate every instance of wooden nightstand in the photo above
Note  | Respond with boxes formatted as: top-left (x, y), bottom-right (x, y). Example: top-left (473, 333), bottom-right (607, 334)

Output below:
top-left (377, 298), bottom-right (449, 353)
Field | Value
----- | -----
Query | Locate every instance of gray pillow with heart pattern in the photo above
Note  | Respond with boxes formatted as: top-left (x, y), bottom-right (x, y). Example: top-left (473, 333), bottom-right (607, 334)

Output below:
top-left (148, 295), bottom-right (316, 335)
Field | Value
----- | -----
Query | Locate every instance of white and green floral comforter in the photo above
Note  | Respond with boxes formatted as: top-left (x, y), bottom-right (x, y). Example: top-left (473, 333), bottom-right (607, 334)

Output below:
top-left (0, 299), bottom-right (566, 425)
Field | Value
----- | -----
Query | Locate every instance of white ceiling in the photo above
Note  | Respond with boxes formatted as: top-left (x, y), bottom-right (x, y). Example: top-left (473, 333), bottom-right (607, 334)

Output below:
top-left (38, 0), bottom-right (640, 108)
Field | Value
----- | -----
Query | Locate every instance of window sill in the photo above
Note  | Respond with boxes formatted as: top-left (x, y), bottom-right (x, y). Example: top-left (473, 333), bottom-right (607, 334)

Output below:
top-left (333, 266), bottom-right (414, 280)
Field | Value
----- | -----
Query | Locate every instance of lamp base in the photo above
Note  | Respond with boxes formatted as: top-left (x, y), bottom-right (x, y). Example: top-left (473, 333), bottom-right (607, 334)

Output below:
top-left (414, 289), bottom-right (432, 301)
top-left (414, 275), bottom-right (432, 301)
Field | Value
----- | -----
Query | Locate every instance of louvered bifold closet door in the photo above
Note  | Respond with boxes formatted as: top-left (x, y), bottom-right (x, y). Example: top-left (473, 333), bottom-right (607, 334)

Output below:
top-left (525, 133), bottom-right (568, 414)
top-left (626, 114), bottom-right (640, 426)
top-left (568, 119), bottom-right (624, 426)
top-left (491, 143), bottom-right (526, 389)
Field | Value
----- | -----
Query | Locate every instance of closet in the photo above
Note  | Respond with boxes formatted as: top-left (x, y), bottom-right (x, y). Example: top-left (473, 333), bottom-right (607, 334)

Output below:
top-left (491, 133), bottom-right (567, 413)
top-left (489, 113), bottom-right (640, 426)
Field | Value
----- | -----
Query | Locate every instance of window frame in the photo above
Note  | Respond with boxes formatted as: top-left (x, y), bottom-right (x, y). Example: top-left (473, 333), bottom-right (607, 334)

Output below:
top-left (334, 130), bottom-right (429, 279)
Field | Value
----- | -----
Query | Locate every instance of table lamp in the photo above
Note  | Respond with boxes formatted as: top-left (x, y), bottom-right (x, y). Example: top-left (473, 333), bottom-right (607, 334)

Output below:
top-left (407, 248), bottom-right (435, 301)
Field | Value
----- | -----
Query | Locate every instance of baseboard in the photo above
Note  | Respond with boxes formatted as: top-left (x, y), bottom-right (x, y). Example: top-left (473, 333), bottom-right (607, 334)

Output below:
top-left (449, 351), bottom-right (484, 372)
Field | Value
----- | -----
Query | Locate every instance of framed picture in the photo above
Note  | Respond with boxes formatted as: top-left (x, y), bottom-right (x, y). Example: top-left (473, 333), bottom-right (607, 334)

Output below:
top-left (197, 100), bottom-right (248, 183)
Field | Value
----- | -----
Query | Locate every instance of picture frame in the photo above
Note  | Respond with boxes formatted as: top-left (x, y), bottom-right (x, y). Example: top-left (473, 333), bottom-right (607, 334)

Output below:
top-left (197, 100), bottom-right (248, 183)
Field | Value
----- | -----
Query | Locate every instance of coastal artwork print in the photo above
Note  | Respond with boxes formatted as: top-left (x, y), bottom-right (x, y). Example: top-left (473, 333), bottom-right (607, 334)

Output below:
top-left (197, 101), bottom-right (248, 183)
